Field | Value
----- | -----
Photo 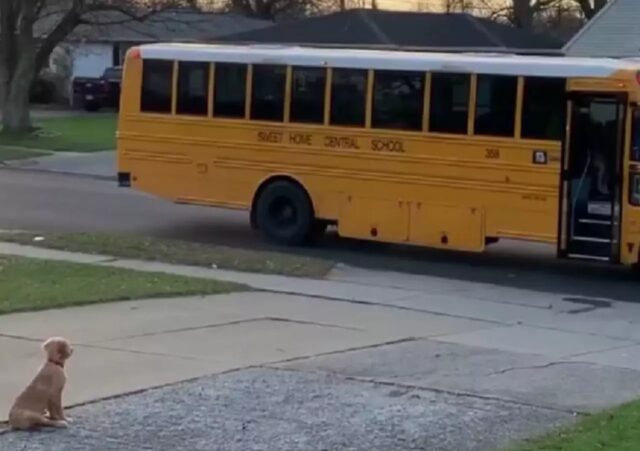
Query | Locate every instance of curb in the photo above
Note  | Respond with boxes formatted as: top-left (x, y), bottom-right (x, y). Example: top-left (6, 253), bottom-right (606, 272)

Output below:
top-left (0, 165), bottom-right (117, 182)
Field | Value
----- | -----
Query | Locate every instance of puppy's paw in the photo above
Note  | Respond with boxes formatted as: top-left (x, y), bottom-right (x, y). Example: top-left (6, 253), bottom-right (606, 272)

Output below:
top-left (53, 420), bottom-right (68, 428)
top-left (64, 417), bottom-right (73, 424)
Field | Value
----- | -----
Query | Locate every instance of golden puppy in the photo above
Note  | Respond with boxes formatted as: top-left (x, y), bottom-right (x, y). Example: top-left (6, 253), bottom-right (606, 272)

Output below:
top-left (8, 337), bottom-right (74, 430)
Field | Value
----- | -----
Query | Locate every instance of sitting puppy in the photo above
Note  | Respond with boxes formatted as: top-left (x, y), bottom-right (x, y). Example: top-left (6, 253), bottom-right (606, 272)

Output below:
top-left (8, 337), bottom-right (73, 430)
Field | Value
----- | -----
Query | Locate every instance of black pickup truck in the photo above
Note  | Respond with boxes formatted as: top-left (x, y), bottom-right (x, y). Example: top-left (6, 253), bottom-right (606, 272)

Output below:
top-left (72, 66), bottom-right (122, 112)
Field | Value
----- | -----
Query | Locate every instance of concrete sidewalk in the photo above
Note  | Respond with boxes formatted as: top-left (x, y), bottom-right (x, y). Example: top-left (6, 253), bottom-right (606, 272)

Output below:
top-left (3, 243), bottom-right (640, 449)
top-left (5, 241), bottom-right (640, 343)
top-left (4, 151), bottom-right (115, 179)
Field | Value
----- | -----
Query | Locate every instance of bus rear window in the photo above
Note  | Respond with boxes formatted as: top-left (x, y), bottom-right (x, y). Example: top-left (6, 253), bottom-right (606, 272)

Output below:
top-left (141, 60), bottom-right (173, 113)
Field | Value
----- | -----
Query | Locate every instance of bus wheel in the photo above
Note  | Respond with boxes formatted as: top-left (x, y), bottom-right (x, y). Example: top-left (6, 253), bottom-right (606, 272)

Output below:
top-left (255, 180), bottom-right (314, 246)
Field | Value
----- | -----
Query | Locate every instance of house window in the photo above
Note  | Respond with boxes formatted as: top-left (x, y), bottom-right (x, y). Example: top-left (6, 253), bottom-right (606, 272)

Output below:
top-left (251, 64), bottom-right (286, 122)
top-left (330, 68), bottom-right (367, 127)
top-left (474, 74), bottom-right (518, 137)
top-left (141, 59), bottom-right (173, 114)
top-left (429, 73), bottom-right (470, 134)
top-left (177, 62), bottom-right (209, 116)
top-left (290, 67), bottom-right (326, 124)
top-left (521, 77), bottom-right (566, 141)
top-left (372, 70), bottom-right (424, 131)
top-left (214, 63), bottom-right (247, 118)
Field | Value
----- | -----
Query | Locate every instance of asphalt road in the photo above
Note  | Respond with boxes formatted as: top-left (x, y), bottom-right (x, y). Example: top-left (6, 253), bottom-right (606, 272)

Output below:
top-left (1, 168), bottom-right (639, 301)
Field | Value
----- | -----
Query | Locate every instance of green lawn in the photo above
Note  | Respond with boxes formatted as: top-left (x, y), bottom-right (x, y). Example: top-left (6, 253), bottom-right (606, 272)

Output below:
top-left (0, 255), bottom-right (245, 315)
top-left (0, 114), bottom-right (116, 152)
top-left (507, 399), bottom-right (640, 451)
top-left (0, 231), bottom-right (335, 278)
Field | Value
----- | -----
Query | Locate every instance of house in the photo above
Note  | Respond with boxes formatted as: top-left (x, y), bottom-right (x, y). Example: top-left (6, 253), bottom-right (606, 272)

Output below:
top-left (563, 0), bottom-right (640, 58)
top-left (37, 8), bottom-right (272, 80)
top-left (218, 9), bottom-right (563, 55)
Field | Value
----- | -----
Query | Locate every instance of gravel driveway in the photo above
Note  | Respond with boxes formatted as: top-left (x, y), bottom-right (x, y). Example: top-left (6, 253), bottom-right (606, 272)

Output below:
top-left (0, 368), bottom-right (572, 451)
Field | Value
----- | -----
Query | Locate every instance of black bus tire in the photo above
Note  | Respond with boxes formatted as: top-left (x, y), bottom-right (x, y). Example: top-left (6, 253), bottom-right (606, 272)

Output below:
top-left (255, 180), bottom-right (314, 246)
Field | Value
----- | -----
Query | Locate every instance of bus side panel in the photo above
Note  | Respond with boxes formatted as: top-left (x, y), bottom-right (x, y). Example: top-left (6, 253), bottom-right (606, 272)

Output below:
top-left (338, 196), bottom-right (410, 242)
top-left (409, 203), bottom-right (485, 251)
top-left (119, 116), bottom-right (560, 248)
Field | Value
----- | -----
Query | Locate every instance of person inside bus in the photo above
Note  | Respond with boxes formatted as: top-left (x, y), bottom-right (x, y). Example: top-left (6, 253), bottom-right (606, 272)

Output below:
top-left (633, 109), bottom-right (640, 161)
top-left (587, 122), bottom-right (612, 202)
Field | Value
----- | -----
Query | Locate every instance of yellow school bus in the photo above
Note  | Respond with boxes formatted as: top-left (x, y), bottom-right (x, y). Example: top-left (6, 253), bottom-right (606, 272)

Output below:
top-left (117, 43), bottom-right (640, 266)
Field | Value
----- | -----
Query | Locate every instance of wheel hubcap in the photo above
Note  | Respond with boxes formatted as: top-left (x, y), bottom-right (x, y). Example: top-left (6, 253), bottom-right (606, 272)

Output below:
top-left (269, 197), bottom-right (298, 229)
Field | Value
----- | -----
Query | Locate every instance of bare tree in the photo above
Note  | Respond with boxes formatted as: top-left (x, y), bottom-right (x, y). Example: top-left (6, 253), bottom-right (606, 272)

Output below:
top-left (0, 0), bottom-right (190, 135)
top-left (417, 0), bottom-right (464, 13)
top-left (476, 0), bottom-right (610, 30)
top-left (442, 0), bottom-right (472, 13)
top-left (227, 0), bottom-right (316, 19)
top-left (573, 0), bottom-right (608, 20)
top-left (475, 0), bottom-right (559, 30)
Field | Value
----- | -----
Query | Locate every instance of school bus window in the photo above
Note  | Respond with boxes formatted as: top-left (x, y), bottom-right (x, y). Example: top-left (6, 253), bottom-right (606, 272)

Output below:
top-left (521, 77), bottom-right (566, 141)
top-left (251, 64), bottom-right (286, 122)
top-left (475, 74), bottom-right (517, 137)
top-left (140, 59), bottom-right (173, 113)
top-left (372, 70), bottom-right (424, 131)
top-left (290, 67), bottom-right (325, 124)
top-left (632, 108), bottom-right (640, 161)
top-left (429, 73), bottom-right (470, 134)
top-left (177, 61), bottom-right (209, 116)
top-left (214, 63), bottom-right (247, 118)
top-left (330, 68), bottom-right (367, 127)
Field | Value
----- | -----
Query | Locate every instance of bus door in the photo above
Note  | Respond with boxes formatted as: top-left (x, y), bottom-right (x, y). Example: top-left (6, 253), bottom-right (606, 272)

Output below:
top-left (559, 93), bottom-right (626, 262)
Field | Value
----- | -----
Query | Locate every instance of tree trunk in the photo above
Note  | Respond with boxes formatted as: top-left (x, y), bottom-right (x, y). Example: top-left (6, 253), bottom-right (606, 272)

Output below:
top-left (513, 0), bottom-right (534, 30)
top-left (1, 0), bottom-right (36, 135)
top-left (0, 0), bottom-right (14, 115)
top-left (2, 88), bottom-right (31, 134)
top-left (2, 50), bottom-right (35, 134)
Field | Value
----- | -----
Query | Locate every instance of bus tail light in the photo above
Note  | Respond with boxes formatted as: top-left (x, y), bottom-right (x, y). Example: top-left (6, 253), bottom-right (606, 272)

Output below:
top-left (631, 173), bottom-right (640, 205)
top-left (126, 47), bottom-right (141, 60)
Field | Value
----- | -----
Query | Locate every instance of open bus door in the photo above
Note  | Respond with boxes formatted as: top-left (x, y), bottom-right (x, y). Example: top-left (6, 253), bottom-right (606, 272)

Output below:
top-left (558, 93), bottom-right (626, 263)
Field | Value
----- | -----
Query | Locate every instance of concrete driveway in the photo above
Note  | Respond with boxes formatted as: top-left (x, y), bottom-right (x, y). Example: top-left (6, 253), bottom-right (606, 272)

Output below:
top-left (2, 243), bottom-right (640, 449)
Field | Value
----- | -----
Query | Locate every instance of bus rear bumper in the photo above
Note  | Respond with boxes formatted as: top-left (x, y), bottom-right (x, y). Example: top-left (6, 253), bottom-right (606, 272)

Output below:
top-left (118, 172), bottom-right (131, 187)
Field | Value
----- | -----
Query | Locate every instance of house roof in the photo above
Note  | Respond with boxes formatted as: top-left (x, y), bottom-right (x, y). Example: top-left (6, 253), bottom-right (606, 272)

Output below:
top-left (563, 0), bottom-right (640, 58)
top-left (217, 9), bottom-right (563, 55)
top-left (35, 8), bottom-right (272, 43)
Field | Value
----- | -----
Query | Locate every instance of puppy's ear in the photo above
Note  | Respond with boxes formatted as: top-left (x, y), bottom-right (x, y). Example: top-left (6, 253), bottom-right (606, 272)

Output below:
top-left (42, 337), bottom-right (57, 353)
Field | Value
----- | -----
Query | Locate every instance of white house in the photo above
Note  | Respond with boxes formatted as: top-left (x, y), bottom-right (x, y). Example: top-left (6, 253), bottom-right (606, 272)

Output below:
top-left (36, 8), bottom-right (271, 92)
top-left (563, 0), bottom-right (640, 58)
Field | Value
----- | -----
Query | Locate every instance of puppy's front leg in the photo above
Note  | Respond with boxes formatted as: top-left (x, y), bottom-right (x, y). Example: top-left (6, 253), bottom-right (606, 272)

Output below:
top-left (48, 390), bottom-right (69, 422)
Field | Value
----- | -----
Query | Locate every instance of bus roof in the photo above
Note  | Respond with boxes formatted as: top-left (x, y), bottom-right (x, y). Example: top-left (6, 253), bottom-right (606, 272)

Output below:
top-left (138, 43), bottom-right (640, 79)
